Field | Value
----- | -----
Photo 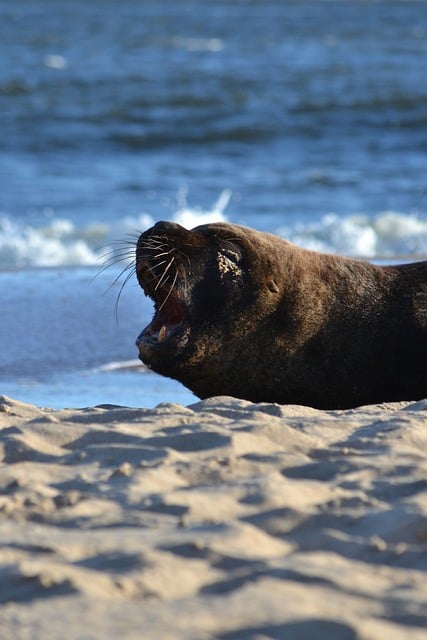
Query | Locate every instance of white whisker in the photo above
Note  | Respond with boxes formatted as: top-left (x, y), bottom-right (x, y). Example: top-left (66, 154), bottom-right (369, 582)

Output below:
top-left (114, 266), bottom-right (137, 323)
top-left (158, 267), bottom-right (179, 312)
top-left (155, 255), bottom-right (175, 291)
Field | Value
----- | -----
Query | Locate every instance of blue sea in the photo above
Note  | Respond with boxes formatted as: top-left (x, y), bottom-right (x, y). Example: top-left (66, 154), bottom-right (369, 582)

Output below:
top-left (1, 0), bottom-right (427, 408)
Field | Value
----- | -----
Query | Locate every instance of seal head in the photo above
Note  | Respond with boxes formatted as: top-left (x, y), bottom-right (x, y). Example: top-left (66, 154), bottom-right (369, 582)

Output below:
top-left (136, 220), bottom-right (427, 409)
top-left (135, 221), bottom-right (256, 386)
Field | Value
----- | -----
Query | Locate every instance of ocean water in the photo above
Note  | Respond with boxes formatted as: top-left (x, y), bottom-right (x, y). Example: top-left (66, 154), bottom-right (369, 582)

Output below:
top-left (1, 0), bottom-right (427, 408)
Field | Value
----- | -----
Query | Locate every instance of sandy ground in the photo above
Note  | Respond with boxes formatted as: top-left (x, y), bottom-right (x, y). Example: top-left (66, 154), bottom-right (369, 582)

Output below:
top-left (0, 394), bottom-right (426, 639)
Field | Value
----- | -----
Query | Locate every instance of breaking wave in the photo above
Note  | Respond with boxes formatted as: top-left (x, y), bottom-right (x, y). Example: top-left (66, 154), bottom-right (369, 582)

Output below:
top-left (276, 211), bottom-right (427, 260)
top-left (0, 190), bottom-right (231, 270)
top-left (1, 194), bottom-right (426, 270)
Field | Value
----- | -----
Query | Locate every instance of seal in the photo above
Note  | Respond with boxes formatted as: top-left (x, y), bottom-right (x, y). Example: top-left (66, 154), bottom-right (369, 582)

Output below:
top-left (135, 220), bottom-right (427, 409)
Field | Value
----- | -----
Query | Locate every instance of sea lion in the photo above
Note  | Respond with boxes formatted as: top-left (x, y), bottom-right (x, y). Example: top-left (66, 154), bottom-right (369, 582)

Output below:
top-left (135, 220), bottom-right (427, 409)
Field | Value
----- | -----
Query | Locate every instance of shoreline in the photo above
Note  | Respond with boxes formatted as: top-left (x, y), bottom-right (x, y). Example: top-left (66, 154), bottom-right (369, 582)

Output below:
top-left (0, 394), bottom-right (426, 638)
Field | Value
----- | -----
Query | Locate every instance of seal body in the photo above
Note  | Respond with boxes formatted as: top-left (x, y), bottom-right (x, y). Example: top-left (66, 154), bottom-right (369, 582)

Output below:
top-left (135, 221), bottom-right (427, 409)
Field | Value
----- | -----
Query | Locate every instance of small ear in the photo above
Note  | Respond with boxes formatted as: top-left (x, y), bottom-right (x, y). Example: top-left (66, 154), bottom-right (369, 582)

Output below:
top-left (268, 280), bottom-right (280, 294)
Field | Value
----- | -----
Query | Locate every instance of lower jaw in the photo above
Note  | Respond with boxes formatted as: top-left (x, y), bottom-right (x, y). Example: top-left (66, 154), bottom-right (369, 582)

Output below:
top-left (136, 342), bottom-right (162, 370)
top-left (136, 343), bottom-right (176, 375)
top-left (136, 326), bottom-right (183, 357)
top-left (137, 327), bottom-right (193, 370)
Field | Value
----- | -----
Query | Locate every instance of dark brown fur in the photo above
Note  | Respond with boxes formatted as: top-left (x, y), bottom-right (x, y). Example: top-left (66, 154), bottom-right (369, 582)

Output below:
top-left (135, 221), bottom-right (427, 409)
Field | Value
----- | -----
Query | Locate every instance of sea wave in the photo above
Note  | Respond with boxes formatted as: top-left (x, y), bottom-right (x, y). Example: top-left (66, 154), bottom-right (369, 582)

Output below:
top-left (1, 199), bottom-right (426, 270)
top-left (276, 211), bottom-right (427, 259)
top-left (94, 359), bottom-right (145, 373)
top-left (0, 190), bottom-right (231, 270)
top-left (0, 217), bottom-right (101, 269)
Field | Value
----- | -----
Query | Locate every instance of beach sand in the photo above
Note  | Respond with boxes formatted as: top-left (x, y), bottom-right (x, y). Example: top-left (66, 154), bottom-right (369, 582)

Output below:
top-left (0, 394), bottom-right (426, 639)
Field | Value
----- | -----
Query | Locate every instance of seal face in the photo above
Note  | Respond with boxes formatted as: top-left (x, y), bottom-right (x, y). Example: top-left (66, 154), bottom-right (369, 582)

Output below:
top-left (135, 220), bottom-right (427, 409)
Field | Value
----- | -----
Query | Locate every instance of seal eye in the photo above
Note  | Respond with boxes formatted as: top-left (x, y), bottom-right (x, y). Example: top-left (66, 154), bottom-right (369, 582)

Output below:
top-left (220, 241), bottom-right (242, 265)
top-left (216, 243), bottom-right (243, 281)
top-left (222, 249), bottom-right (240, 264)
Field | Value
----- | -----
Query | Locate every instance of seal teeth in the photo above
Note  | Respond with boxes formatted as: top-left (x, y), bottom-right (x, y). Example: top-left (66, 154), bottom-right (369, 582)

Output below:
top-left (158, 325), bottom-right (167, 343)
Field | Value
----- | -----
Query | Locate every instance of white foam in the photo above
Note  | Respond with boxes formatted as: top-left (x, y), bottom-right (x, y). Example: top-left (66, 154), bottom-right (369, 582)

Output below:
top-left (43, 54), bottom-right (68, 70)
top-left (0, 216), bottom-right (100, 269)
top-left (172, 37), bottom-right (224, 52)
top-left (172, 187), bottom-right (231, 228)
top-left (277, 211), bottom-right (427, 259)
top-left (2, 204), bottom-right (426, 270)
top-left (0, 191), bottom-right (231, 270)
top-left (95, 359), bottom-right (144, 373)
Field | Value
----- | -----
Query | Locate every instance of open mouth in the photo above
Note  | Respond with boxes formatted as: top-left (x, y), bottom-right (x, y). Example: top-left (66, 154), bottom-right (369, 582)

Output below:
top-left (136, 260), bottom-right (188, 349)
top-left (145, 293), bottom-right (186, 345)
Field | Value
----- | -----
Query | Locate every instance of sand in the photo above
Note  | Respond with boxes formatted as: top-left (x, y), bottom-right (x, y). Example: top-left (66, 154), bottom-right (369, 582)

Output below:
top-left (0, 394), bottom-right (426, 639)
